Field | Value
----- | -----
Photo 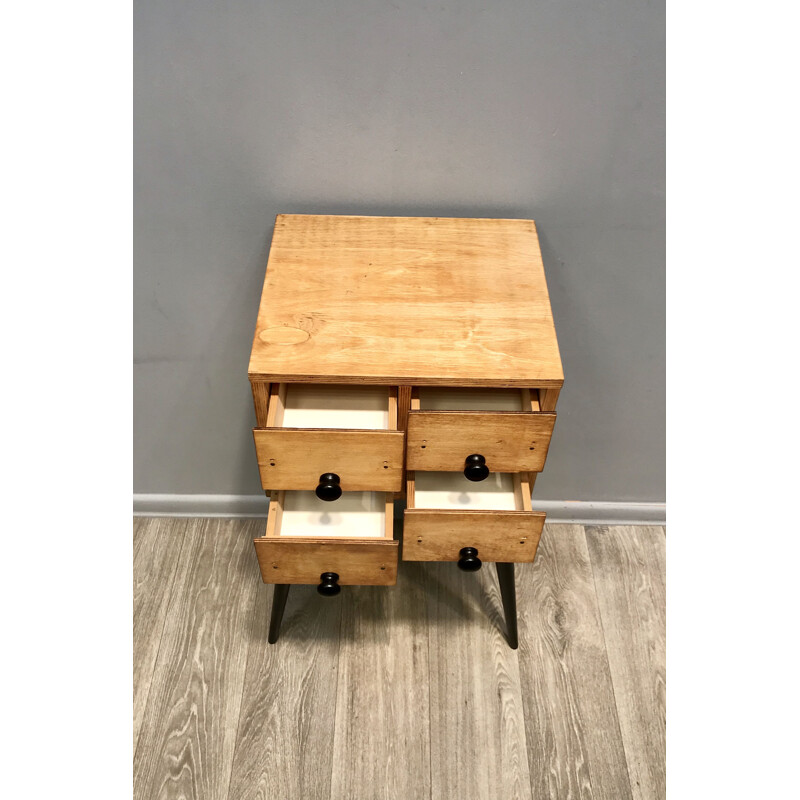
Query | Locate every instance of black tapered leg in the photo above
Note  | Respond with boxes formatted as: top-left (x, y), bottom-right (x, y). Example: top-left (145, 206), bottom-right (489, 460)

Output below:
top-left (495, 562), bottom-right (518, 649)
top-left (267, 584), bottom-right (290, 644)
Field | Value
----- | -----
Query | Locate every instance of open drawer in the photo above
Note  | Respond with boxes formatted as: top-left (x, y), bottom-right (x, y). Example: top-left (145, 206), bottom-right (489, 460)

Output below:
top-left (253, 490), bottom-right (398, 586)
top-left (403, 470), bottom-right (545, 564)
top-left (406, 387), bottom-right (556, 474)
top-left (253, 384), bottom-right (405, 493)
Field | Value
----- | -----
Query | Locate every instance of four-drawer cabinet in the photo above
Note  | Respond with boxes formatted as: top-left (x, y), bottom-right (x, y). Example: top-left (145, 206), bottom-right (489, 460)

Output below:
top-left (248, 214), bottom-right (563, 645)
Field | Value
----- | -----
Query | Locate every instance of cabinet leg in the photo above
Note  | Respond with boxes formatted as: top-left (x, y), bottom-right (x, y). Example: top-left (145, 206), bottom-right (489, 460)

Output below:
top-left (495, 562), bottom-right (518, 649)
top-left (268, 584), bottom-right (290, 644)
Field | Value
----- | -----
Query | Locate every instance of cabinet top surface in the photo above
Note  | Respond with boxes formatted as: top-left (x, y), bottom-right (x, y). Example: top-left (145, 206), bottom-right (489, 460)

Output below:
top-left (249, 214), bottom-right (563, 387)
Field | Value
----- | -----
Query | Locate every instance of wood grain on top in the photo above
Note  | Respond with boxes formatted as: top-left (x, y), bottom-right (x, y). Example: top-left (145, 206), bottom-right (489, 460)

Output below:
top-left (248, 215), bottom-right (563, 387)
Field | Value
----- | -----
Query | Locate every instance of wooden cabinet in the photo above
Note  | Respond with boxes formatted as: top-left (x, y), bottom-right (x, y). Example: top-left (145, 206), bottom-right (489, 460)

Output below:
top-left (248, 214), bottom-right (563, 646)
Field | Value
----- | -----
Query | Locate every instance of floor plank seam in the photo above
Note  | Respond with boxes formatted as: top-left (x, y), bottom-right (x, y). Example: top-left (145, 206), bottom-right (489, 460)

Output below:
top-left (329, 587), bottom-right (346, 800)
top-left (133, 519), bottom-right (188, 763)
top-left (425, 570), bottom-right (434, 800)
top-left (134, 520), bottom-right (664, 800)
top-left (582, 525), bottom-right (637, 800)
top-left (225, 526), bottom-right (263, 800)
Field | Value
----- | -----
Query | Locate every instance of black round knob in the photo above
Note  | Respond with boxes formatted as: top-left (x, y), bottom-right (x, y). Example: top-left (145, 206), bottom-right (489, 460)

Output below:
top-left (464, 454), bottom-right (489, 482)
top-left (317, 572), bottom-right (341, 596)
top-left (315, 473), bottom-right (342, 501)
top-left (457, 547), bottom-right (482, 572)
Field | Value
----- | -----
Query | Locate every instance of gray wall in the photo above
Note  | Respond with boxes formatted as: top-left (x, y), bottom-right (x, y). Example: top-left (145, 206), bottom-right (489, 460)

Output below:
top-left (134, 0), bottom-right (664, 503)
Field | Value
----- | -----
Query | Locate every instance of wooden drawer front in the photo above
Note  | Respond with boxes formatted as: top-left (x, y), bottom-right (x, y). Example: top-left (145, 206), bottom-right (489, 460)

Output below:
top-left (254, 538), bottom-right (398, 585)
top-left (254, 429), bottom-right (404, 491)
top-left (406, 411), bottom-right (555, 472)
top-left (253, 383), bottom-right (404, 492)
top-left (402, 470), bottom-right (544, 564)
top-left (253, 490), bottom-right (398, 585)
top-left (403, 510), bottom-right (545, 562)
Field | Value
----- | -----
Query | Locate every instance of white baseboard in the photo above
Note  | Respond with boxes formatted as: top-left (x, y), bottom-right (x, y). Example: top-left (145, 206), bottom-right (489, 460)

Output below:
top-left (133, 494), bottom-right (665, 526)
top-left (534, 500), bottom-right (665, 525)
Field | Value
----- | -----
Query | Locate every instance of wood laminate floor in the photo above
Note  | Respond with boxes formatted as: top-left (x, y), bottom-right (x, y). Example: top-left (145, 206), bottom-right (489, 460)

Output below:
top-left (133, 519), bottom-right (665, 800)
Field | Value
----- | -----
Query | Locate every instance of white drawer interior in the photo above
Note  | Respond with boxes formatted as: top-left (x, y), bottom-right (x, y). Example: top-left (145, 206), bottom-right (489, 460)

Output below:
top-left (281, 384), bottom-right (390, 429)
top-left (412, 471), bottom-right (518, 511)
top-left (279, 490), bottom-right (388, 537)
top-left (417, 387), bottom-right (525, 411)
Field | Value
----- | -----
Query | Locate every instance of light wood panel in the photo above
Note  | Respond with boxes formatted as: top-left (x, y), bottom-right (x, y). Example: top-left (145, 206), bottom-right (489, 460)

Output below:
top-left (265, 490), bottom-right (284, 538)
top-left (517, 525), bottom-right (633, 800)
top-left (253, 538), bottom-right (399, 585)
top-left (407, 410), bottom-right (556, 472)
top-left (427, 562), bottom-right (533, 799)
top-left (403, 510), bottom-right (545, 562)
top-left (331, 561), bottom-right (431, 799)
top-left (228, 582), bottom-right (343, 800)
top-left (133, 519), bottom-right (259, 800)
top-left (538, 386), bottom-right (561, 412)
top-left (253, 428), bottom-right (404, 491)
top-left (525, 387), bottom-right (540, 490)
top-left (249, 215), bottom-right (564, 387)
top-left (585, 526), bottom-right (666, 800)
top-left (397, 385), bottom-right (412, 435)
top-left (522, 388), bottom-right (539, 412)
top-left (418, 386), bottom-right (530, 411)
top-left (250, 381), bottom-right (271, 427)
top-left (133, 518), bottom-right (188, 751)
top-left (266, 382), bottom-right (286, 426)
